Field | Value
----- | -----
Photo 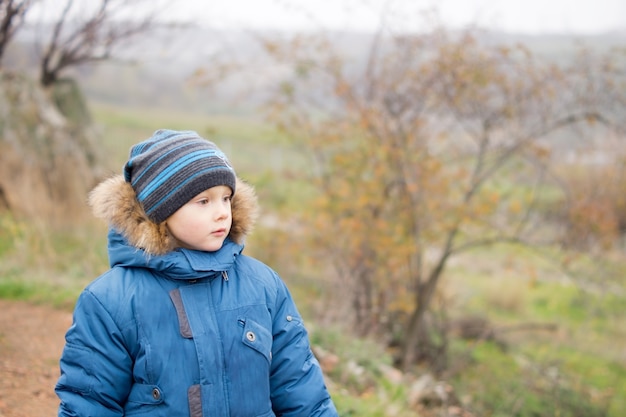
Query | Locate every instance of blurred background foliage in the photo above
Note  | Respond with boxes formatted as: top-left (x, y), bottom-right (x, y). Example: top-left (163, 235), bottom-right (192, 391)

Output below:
top-left (0, 1), bottom-right (625, 416)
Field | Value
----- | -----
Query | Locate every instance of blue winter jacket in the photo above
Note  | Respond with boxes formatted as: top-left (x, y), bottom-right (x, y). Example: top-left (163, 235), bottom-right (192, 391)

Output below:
top-left (56, 229), bottom-right (337, 416)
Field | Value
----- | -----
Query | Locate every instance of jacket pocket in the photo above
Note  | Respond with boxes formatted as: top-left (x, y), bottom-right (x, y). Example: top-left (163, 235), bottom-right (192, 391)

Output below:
top-left (239, 317), bottom-right (273, 364)
top-left (126, 383), bottom-right (164, 405)
top-left (124, 383), bottom-right (164, 415)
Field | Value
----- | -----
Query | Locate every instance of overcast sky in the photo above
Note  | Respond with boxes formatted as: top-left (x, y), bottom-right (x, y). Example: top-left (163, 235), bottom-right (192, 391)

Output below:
top-left (162, 0), bottom-right (626, 35)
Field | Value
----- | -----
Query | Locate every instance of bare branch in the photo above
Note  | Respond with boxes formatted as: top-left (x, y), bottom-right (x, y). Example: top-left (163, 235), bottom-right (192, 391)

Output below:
top-left (39, 0), bottom-right (162, 86)
top-left (0, 0), bottom-right (34, 65)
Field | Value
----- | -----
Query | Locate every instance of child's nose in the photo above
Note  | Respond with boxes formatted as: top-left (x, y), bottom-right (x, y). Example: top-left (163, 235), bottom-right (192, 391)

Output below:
top-left (215, 202), bottom-right (230, 219)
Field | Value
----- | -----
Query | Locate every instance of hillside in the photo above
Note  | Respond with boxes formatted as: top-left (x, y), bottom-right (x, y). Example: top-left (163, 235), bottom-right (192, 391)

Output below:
top-left (6, 26), bottom-right (625, 115)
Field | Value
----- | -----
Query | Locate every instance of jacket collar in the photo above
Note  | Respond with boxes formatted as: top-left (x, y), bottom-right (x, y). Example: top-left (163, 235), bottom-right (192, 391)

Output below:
top-left (107, 228), bottom-right (244, 280)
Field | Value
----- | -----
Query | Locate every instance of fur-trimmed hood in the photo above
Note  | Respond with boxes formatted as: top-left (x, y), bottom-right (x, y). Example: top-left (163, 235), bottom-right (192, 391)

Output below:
top-left (88, 175), bottom-right (259, 256)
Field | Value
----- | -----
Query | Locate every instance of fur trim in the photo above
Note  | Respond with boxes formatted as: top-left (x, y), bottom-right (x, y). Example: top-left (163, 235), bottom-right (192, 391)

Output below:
top-left (88, 175), bottom-right (259, 256)
top-left (230, 178), bottom-right (259, 244)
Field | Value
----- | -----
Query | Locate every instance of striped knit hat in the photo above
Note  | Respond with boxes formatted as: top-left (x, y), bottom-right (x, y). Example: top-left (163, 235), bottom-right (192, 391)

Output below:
top-left (123, 129), bottom-right (236, 223)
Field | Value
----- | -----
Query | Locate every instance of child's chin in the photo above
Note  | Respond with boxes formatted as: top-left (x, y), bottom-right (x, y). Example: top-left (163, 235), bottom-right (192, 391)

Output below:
top-left (199, 239), bottom-right (226, 253)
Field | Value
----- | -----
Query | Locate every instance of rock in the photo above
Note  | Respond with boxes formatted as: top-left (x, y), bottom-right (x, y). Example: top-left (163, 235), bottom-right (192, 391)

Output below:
top-left (0, 71), bottom-right (103, 221)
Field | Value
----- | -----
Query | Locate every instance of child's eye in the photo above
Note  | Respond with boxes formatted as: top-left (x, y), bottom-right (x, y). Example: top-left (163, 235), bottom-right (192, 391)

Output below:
top-left (223, 195), bottom-right (232, 203)
top-left (197, 198), bottom-right (209, 205)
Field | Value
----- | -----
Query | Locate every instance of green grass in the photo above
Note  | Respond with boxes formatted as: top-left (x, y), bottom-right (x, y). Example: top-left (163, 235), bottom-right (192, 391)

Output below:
top-left (450, 341), bottom-right (616, 417)
top-left (0, 278), bottom-right (82, 310)
top-left (90, 101), bottom-right (303, 173)
top-left (442, 242), bottom-right (626, 417)
top-left (0, 211), bottom-right (109, 310)
top-left (0, 215), bottom-right (90, 310)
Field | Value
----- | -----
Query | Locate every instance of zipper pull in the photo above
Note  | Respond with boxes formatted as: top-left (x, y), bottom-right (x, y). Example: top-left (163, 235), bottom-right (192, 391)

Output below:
top-left (222, 271), bottom-right (229, 281)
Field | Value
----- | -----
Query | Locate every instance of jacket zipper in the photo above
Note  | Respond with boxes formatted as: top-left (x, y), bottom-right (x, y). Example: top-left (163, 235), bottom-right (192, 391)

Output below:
top-left (222, 271), bottom-right (229, 281)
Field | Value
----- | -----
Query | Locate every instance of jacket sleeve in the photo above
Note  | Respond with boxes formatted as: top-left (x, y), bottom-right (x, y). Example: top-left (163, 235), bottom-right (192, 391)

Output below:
top-left (56, 289), bottom-right (133, 417)
top-left (269, 275), bottom-right (339, 417)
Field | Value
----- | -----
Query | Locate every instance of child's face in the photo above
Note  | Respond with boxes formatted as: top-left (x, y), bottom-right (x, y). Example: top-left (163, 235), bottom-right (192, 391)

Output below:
top-left (165, 185), bottom-right (233, 252)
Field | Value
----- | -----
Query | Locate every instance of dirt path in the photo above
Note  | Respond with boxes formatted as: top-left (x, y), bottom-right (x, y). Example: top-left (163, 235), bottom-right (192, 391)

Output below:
top-left (0, 299), bottom-right (72, 417)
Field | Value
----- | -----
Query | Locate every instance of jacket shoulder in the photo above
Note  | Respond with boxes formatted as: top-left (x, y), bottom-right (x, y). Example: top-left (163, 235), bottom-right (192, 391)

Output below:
top-left (82, 266), bottom-right (153, 319)
top-left (234, 254), bottom-right (281, 286)
top-left (86, 266), bottom-right (142, 294)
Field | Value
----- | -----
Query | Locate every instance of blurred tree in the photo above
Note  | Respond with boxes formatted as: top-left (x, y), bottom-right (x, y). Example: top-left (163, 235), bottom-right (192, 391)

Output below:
top-left (0, 0), bottom-right (172, 222)
top-left (0, 0), bottom-right (34, 64)
top-left (263, 27), bottom-right (626, 372)
top-left (38, 0), bottom-right (160, 86)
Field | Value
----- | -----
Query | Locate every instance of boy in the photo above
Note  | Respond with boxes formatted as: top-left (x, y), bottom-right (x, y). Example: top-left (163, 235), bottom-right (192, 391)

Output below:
top-left (56, 129), bottom-right (338, 416)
